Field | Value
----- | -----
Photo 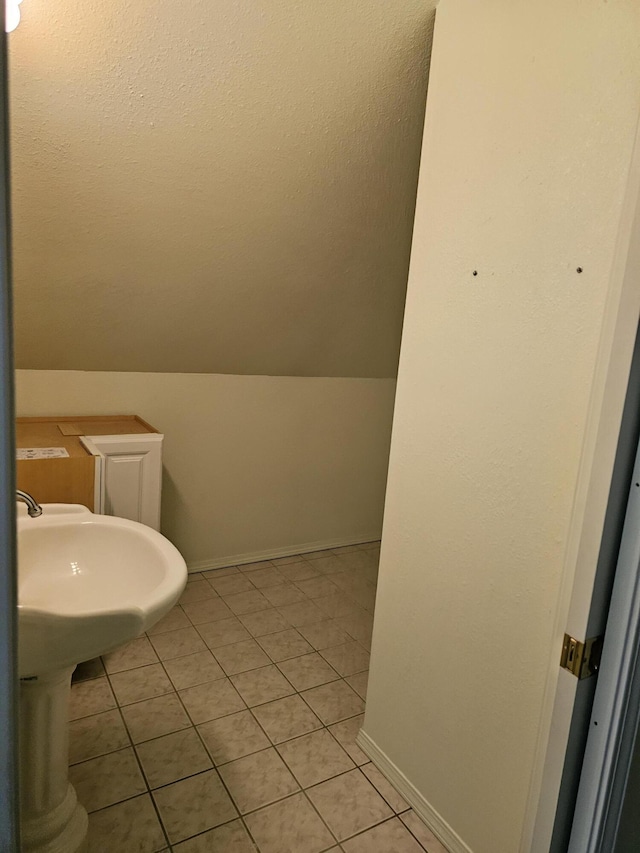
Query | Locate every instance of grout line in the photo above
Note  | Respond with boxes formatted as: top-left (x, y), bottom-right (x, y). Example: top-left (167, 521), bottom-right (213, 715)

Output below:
top-left (337, 815), bottom-right (426, 850)
top-left (102, 659), bottom-right (174, 851)
top-left (399, 814), bottom-right (433, 853)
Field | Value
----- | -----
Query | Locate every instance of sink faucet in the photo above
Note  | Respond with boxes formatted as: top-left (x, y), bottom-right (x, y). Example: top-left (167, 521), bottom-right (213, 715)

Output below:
top-left (16, 490), bottom-right (43, 518)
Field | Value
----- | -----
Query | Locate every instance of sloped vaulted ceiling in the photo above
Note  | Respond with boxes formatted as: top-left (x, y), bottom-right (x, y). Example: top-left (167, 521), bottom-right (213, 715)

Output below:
top-left (9, 0), bottom-right (435, 378)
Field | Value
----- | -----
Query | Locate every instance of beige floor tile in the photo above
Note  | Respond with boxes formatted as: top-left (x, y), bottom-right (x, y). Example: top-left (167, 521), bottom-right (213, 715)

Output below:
top-left (319, 642), bottom-right (370, 677)
top-left (65, 544), bottom-right (397, 853)
top-left (334, 551), bottom-right (376, 572)
top-left (329, 571), bottom-right (365, 594)
top-left (345, 671), bottom-right (368, 700)
top-left (277, 653), bottom-right (339, 692)
top-left (257, 628), bottom-right (314, 662)
top-left (277, 600), bottom-right (326, 627)
top-left (198, 709), bottom-right (270, 764)
top-left (213, 639), bottom-right (271, 675)
top-left (72, 658), bottom-right (105, 682)
top-left (149, 627), bottom-right (207, 661)
top-left (361, 764), bottom-right (409, 813)
top-left (207, 574), bottom-right (255, 596)
top-left (136, 728), bottom-right (212, 788)
top-left (314, 595), bottom-right (364, 620)
top-left (333, 614), bottom-right (374, 649)
top-left (218, 748), bottom-right (299, 813)
top-left (305, 555), bottom-right (346, 574)
top-left (69, 709), bottom-right (130, 764)
top-left (294, 576), bottom-right (340, 599)
top-left (222, 589), bottom-right (270, 615)
top-left (237, 560), bottom-right (276, 572)
top-left (179, 581), bottom-right (219, 604)
top-left (277, 729), bottom-right (355, 788)
top-left (103, 637), bottom-right (159, 674)
top-left (109, 663), bottom-right (174, 705)
top-left (301, 681), bottom-right (365, 725)
top-left (400, 811), bottom-right (449, 853)
top-left (261, 583), bottom-right (307, 607)
top-left (350, 587), bottom-right (377, 613)
top-left (87, 793), bottom-right (166, 853)
top-left (245, 566), bottom-right (285, 588)
top-left (272, 554), bottom-right (308, 568)
top-left (147, 606), bottom-right (192, 635)
top-left (230, 664), bottom-right (294, 707)
top-left (153, 769), bottom-right (237, 844)
top-left (301, 550), bottom-right (335, 561)
top-left (277, 562), bottom-right (320, 581)
top-left (245, 792), bottom-right (335, 853)
top-left (297, 620), bottom-right (353, 651)
top-left (251, 694), bottom-right (322, 744)
top-left (307, 769), bottom-right (392, 841)
top-left (327, 716), bottom-right (368, 766)
top-left (353, 634), bottom-right (372, 653)
top-left (179, 678), bottom-right (246, 724)
top-left (186, 572), bottom-right (205, 582)
top-left (342, 817), bottom-right (423, 852)
top-left (172, 819), bottom-right (256, 852)
top-left (238, 607), bottom-right (290, 637)
top-left (202, 566), bottom-right (240, 579)
top-left (121, 693), bottom-right (191, 743)
top-left (69, 747), bottom-right (146, 812)
top-left (163, 650), bottom-right (225, 690)
top-left (69, 677), bottom-right (117, 720)
top-left (197, 617), bottom-right (252, 650)
top-left (181, 597), bottom-right (233, 626)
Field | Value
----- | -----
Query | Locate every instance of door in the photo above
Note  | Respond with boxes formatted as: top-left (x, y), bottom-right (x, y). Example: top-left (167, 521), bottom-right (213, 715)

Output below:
top-left (564, 383), bottom-right (640, 851)
top-left (0, 13), bottom-right (22, 851)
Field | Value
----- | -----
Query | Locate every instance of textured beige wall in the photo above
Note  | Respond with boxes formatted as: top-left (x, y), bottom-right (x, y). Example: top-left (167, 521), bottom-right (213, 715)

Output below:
top-left (9, 0), bottom-right (434, 377)
top-left (15, 370), bottom-right (396, 565)
top-left (362, 1), bottom-right (640, 852)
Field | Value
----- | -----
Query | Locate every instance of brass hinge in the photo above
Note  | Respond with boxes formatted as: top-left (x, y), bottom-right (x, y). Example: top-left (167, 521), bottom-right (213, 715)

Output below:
top-left (560, 634), bottom-right (604, 680)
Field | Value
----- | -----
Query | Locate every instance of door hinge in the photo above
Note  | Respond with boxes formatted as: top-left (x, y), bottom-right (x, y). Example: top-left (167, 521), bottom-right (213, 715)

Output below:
top-left (560, 634), bottom-right (604, 679)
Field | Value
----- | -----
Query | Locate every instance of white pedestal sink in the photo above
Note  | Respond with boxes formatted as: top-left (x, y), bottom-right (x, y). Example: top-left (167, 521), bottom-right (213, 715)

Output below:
top-left (17, 504), bottom-right (188, 853)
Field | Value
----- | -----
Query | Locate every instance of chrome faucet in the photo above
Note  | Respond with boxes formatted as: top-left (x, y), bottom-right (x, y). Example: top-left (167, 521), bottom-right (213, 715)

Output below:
top-left (16, 490), bottom-right (43, 518)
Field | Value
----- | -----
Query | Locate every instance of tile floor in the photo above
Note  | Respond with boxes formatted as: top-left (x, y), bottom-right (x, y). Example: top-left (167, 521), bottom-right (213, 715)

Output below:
top-left (69, 542), bottom-right (448, 853)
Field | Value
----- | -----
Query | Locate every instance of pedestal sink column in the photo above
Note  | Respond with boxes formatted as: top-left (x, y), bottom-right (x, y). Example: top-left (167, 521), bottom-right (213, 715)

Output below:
top-left (20, 668), bottom-right (88, 853)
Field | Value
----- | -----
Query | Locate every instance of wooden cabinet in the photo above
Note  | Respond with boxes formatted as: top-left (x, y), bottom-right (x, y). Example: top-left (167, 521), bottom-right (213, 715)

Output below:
top-left (16, 416), bottom-right (163, 530)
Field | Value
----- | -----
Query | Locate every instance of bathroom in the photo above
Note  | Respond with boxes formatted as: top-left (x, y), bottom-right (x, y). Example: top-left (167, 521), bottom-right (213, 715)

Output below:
top-left (4, 1), bottom-right (640, 852)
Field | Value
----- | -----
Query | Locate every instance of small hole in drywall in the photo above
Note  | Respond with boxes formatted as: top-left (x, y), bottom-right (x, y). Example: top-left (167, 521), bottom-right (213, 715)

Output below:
top-left (594, 721), bottom-right (598, 726)
top-left (576, 267), bottom-right (583, 273)
top-left (472, 270), bottom-right (478, 276)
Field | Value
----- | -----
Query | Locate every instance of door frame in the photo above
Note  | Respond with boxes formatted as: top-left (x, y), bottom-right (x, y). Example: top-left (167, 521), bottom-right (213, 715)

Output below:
top-left (549, 321), bottom-right (640, 852)
top-left (566, 421), bottom-right (640, 851)
top-left (0, 17), bottom-right (21, 852)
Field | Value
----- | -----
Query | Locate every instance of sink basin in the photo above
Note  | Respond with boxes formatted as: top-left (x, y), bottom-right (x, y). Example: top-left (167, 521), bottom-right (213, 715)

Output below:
top-left (17, 503), bottom-right (187, 677)
top-left (16, 504), bottom-right (188, 853)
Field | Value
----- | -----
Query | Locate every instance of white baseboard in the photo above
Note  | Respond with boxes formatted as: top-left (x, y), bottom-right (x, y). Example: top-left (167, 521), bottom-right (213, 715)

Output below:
top-left (356, 729), bottom-right (473, 853)
top-left (187, 532), bottom-right (381, 574)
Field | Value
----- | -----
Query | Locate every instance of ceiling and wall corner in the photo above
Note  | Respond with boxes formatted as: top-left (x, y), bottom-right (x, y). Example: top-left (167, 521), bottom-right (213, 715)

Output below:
top-left (8, 0), bottom-right (435, 378)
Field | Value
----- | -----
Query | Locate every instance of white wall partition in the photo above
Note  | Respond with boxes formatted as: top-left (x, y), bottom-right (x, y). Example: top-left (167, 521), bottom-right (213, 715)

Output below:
top-left (361, 2), bottom-right (640, 852)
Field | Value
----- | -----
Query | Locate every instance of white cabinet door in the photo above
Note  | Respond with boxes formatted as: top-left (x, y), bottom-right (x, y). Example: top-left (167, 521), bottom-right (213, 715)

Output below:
top-left (81, 434), bottom-right (163, 530)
